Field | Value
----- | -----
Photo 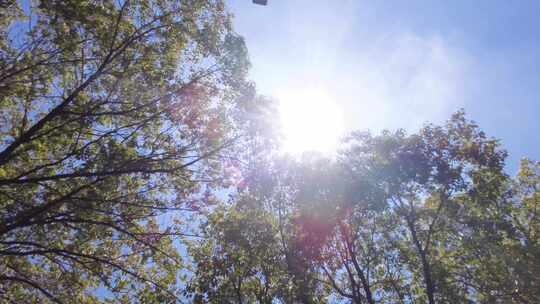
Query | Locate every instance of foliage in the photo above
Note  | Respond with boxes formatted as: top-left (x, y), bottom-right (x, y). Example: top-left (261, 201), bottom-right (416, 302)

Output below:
top-left (0, 0), bottom-right (263, 302)
top-left (1, 1), bottom-right (538, 303)
top-left (187, 198), bottom-right (291, 304)
top-left (188, 112), bottom-right (540, 304)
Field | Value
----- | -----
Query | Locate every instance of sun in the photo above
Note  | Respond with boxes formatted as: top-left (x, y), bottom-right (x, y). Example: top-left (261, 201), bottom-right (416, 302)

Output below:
top-left (278, 88), bottom-right (344, 155)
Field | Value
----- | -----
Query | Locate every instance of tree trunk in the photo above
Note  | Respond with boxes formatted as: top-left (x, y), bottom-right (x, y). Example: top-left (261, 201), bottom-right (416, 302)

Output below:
top-left (407, 218), bottom-right (436, 304)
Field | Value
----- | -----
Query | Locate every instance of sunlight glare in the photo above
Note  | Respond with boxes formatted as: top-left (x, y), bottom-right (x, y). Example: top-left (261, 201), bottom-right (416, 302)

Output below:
top-left (278, 88), bottom-right (344, 155)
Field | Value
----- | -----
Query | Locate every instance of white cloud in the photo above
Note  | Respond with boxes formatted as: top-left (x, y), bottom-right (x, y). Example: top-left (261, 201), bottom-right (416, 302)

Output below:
top-left (336, 31), bottom-right (470, 132)
top-left (231, 0), bottom-right (472, 135)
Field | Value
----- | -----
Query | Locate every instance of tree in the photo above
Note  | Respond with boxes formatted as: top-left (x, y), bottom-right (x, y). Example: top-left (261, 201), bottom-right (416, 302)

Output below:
top-left (187, 198), bottom-right (291, 304)
top-left (186, 111), bottom-right (540, 304)
top-left (187, 155), bottom-right (334, 304)
top-left (339, 111), bottom-right (508, 303)
top-left (0, 0), bottom-right (262, 302)
top-left (450, 158), bottom-right (540, 303)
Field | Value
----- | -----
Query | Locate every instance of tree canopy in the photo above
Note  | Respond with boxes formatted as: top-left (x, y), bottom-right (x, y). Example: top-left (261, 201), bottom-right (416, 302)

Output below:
top-left (188, 112), bottom-right (540, 304)
top-left (0, 0), bottom-right (268, 302)
top-left (1, 1), bottom-right (539, 303)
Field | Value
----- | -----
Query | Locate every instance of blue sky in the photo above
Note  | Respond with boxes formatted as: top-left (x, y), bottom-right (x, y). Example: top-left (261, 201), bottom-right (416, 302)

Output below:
top-left (229, 0), bottom-right (540, 172)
